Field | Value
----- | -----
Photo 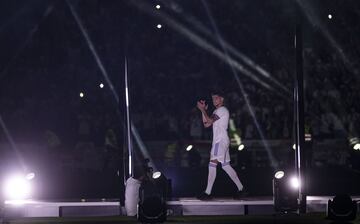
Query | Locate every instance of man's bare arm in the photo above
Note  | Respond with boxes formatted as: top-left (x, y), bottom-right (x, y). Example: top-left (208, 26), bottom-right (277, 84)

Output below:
top-left (197, 100), bottom-right (217, 128)
top-left (202, 111), bottom-right (213, 128)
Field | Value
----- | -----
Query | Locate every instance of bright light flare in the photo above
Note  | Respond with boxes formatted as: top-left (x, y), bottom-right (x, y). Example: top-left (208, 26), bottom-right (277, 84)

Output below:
top-left (156, 24), bottom-right (162, 29)
top-left (152, 171), bottom-right (162, 179)
top-left (186, 145), bottom-right (193, 151)
top-left (274, 171), bottom-right (284, 179)
top-left (238, 144), bottom-right (245, 151)
top-left (25, 172), bottom-right (35, 180)
top-left (354, 143), bottom-right (360, 150)
top-left (328, 14), bottom-right (332, 19)
top-left (155, 4), bottom-right (161, 9)
top-left (79, 92), bottom-right (84, 98)
top-left (5, 199), bottom-right (30, 206)
top-left (99, 83), bottom-right (104, 89)
top-left (3, 175), bottom-right (32, 200)
top-left (290, 176), bottom-right (300, 189)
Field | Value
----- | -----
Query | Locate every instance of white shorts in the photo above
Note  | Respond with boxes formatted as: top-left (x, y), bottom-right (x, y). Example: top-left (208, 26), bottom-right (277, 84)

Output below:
top-left (210, 140), bottom-right (230, 165)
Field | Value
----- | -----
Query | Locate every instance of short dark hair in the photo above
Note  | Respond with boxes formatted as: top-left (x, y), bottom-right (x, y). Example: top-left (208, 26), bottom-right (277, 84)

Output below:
top-left (211, 89), bottom-right (225, 98)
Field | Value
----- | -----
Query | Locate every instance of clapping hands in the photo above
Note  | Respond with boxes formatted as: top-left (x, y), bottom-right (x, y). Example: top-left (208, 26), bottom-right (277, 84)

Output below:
top-left (197, 100), bottom-right (208, 111)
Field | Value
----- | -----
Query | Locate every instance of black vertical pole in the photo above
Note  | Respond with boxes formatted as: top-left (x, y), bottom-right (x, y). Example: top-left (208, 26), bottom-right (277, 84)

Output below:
top-left (295, 21), bottom-right (307, 213)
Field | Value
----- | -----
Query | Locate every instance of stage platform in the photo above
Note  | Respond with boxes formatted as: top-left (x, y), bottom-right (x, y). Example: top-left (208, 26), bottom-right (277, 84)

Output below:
top-left (3, 196), bottom-right (360, 218)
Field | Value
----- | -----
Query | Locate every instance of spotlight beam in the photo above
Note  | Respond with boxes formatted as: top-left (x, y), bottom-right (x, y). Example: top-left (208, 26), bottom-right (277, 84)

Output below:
top-left (130, 121), bottom-right (158, 173)
top-left (166, 0), bottom-right (291, 96)
top-left (0, 114), bottom-right (26, 171)
top-left (200, 0), bottom-right (279, 168)
top-left (0, 3), bottom-right (55, 81)
top-left (67, 0), bottom-right (119, 104)
top-left (129, 0), bottom-right (285, 95)
top-left (0, 2), bottom-right (33, 35)
top-left (295, 0), bottom-right (356, 137)
top-left (295, 0), bottom-right (359, 84)
top-left (67, 1), bottom-right (159, 175)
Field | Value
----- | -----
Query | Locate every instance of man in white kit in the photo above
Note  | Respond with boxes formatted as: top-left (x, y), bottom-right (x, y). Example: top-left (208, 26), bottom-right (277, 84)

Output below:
top-left (196, 91), bottom-right (246, 200)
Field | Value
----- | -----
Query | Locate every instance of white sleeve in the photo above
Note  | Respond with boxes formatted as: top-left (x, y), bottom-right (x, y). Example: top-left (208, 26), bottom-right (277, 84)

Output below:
top-left (215, 107), bottom-right (229, 121)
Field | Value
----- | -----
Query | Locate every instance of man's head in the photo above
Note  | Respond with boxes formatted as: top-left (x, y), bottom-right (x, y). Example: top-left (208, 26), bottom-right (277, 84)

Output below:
top-left (211, 90), bottom-right (225, 108)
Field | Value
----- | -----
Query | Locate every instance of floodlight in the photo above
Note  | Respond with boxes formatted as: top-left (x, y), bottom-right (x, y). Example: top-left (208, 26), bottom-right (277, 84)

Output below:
top-left (25, 172), bottom-right (35, 180)
top-left (3, 175), bottom-right (32, 200)
top-left (138, 172), bottom-right (170, 223)
top-left (274, 171), bottom-right (284, 179)
top-left (273, 171), bottom-right (298, 212)
top-left (185, 145), bottom-right (193, 151)
top-left (327, 194), bottom-right (357, 221)
top-left (238, 144), bottom-right (245, 151)
top-left (152, 171), bottom-right (162, 179)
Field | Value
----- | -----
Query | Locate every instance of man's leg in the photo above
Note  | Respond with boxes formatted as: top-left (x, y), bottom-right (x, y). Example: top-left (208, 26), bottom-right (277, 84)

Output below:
top-left (205, 160), bottom-right (218, 195)
top-left (221, 162), bottom-right (243, 191)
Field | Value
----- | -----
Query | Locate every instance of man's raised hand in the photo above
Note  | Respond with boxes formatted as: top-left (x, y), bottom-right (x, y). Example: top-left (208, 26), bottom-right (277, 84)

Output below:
top-left (197, 100), bottom-right (208, 110)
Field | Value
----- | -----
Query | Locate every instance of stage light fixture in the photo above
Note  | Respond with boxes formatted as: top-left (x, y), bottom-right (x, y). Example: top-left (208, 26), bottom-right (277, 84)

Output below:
top-left (99, 83), bottom-right (104, 88)
top-left (238, 144), bottom-right (245, 151)
top-left (3, 174), bottom-right (33, 200)
top-left (305, 133), bottom-right (312, 141)
top-left (25, 172), bottom-right (35, 180)
top-left (327, 194), bottom-right (357, 221)
top-left (273, 171), bottom-right (298, 212)
top-left (155, 4), bottom-right (161, 9)
top-left (152, 171), bottom-right (162, 179)
top-left (274, 171), bottom-right (284, 179)
top-left (328, 14), bottom-right (332, 19)
top-left (156, 24), bottom-right (162, 29)
top-left (185, 145), bottom-right (193, 151)
top-left (79, 92), bottom-right (84, 98)
top-left (349, 137), bottom-right (360, 150)
top-left (138, 172), bottom-right (169, 223)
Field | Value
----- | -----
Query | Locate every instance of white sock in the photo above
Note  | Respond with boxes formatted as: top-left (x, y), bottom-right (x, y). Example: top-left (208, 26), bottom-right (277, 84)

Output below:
top-left (205, 162), bottom-right (217, 195)
top-left (222, 164), bottom-right (243, 191)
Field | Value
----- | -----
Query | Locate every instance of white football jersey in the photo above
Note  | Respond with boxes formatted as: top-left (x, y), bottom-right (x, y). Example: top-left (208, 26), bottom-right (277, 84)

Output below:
top-left (212, 106), bottom-right (230, 144)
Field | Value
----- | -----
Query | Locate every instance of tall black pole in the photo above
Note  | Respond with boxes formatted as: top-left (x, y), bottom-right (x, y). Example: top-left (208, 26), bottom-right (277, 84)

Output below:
top-left (295, 22), bottom-right (307, 213)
